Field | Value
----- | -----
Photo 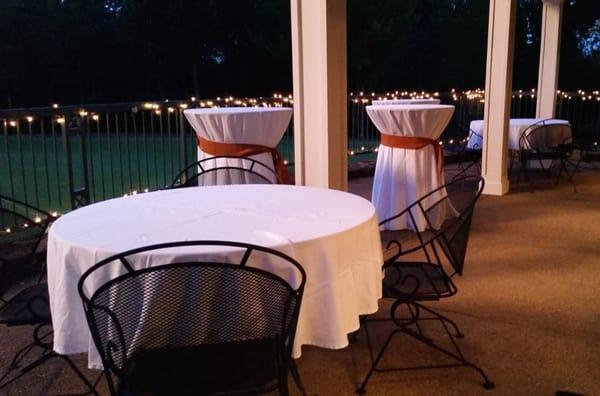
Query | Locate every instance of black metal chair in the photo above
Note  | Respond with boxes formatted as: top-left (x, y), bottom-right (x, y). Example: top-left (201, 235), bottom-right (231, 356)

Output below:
top-left (169, 155), bottom-right (277, 188)
top-left (516, 122), bottom-right (576, 188)
top-left (77, 240), bottom-right (306, 396)
top-left (0, 195), bottom-right (52, 291)
top-left (446, 129), bottom-right (483, 180)
top-left (355, 176), bottom-right (493, 394)
top-left (0, 195), bottom-right (98, 393)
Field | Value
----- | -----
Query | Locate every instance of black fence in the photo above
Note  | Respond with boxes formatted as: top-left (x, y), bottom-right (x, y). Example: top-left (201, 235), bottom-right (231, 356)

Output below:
top-left (1, 90), bottom-right (598, 213)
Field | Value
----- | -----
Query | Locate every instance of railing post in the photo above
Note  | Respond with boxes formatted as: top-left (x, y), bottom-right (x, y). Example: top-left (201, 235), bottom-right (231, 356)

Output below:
top-left (178, 109), bottom-right (188, 171)
top-left (62, 116), bottom-right (90, 210)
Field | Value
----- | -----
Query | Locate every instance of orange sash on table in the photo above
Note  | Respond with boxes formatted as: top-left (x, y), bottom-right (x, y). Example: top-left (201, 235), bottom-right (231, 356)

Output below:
top-left (196, 136), bottom-right (290, 184)
top-left (380, 133), bottom-right (444, 179)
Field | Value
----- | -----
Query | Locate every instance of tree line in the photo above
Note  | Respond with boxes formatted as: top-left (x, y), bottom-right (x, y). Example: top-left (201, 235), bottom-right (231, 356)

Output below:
top-left (0, 0), bottom-right (598, 108)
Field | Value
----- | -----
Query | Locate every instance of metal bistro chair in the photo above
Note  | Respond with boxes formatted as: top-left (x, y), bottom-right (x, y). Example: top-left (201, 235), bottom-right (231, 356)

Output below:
top-left (446, 129), bottom-right (483, 180)
top-left (516, 122), bottom-right (576, 189)
top-left (0, 195), bottom-right (98, 393)
top-left (356, 176), bottom-right (493, 394)
top-left (169, 155), bottom-right (277, 188)
top-left (78, 240), bottom-right (307, 396)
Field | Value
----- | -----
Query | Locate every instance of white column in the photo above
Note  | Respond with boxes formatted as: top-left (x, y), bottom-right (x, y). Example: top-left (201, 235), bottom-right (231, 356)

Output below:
top-left (536, 0), bottom-right (565, 119)
top-left (481, 0), bottom-right (517, 196)
top-left (290, 0), bottom-right (348, 190)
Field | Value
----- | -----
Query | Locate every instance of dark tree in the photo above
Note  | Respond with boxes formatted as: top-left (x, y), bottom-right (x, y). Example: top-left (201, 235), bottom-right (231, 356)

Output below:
top-left (0, 0), bottom-right (597, 108)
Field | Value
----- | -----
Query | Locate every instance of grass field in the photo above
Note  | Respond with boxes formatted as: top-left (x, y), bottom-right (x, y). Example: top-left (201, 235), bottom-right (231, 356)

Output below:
top-left (1, 132), bottom-right (378, 213)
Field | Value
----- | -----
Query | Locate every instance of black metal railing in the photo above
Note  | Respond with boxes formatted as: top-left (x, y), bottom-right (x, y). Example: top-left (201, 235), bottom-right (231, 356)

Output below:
top-left (1, 90), bottom-right (598, 213)
top-left (346, 89), bottom-right (600, 156)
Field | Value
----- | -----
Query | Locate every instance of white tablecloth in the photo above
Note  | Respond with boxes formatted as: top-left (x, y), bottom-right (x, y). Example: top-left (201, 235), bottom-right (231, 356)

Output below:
top-left (183, 107), bottom-right (292, 184)
top-left (366, 104), bottom-right (455, 230)
top-left (47, 185), bottom-right (383, 368)
top-left (468, 118), bottom-right (570, 150)
top-left (371, 99), bottom-right (441, 105)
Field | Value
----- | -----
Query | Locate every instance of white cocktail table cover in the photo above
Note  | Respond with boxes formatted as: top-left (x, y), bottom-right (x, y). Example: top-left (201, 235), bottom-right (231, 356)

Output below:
top-left (367, 104), bottom-right (455, 230)
top-left (183, 107), bottom-right (292, 184)
top-left (47, 185), bottom-right (383, 368)
top-left (372, 99), bottom-right (441, 105)
top-left (468, 118), bottom-right (570, 150)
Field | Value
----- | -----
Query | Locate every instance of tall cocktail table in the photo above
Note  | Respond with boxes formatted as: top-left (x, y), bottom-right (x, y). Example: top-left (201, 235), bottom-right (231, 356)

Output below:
top-left (366, 104), bottom-right (455, 230)
top-left (184, 107), bottom-right (292, 184)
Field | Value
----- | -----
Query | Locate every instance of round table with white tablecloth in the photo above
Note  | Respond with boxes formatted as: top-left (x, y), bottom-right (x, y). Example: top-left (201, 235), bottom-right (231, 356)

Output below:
top-left (467, 118), bottom-right (570, 150)
top-left (47, 185), bottom-right (383, 368)
top-left (371, 98), bottom-right (441, 105)
top-left (183, 107), bottom-right (292, 184)
top-left (366, 104), bottom-right (455, 231)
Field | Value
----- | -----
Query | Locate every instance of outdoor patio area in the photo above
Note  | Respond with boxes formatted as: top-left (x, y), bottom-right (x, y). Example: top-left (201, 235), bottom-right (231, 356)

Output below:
top-left (1, 1), bottom-right (599, 395)
top-left (2, 166), bottom-right (598, 396)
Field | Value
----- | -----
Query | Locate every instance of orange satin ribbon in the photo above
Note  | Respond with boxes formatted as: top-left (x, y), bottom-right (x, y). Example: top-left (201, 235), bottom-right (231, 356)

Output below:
top-left (380, 133), bottom-right (445, 179)
top-left (196, 136), bottom-right (289, 184)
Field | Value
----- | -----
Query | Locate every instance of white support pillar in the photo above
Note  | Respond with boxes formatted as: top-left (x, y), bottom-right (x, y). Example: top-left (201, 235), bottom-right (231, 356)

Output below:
top-left (290, 0), bottom-right (348, 190)
top-left (536, 0), bottom-right (566, 119)
top-left (481, 0), bottom-right (517, 196)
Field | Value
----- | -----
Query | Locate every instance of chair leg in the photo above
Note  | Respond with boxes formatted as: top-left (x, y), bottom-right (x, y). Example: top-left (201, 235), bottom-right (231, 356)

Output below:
top-left (402, 326), bottom-right (494, 389)
top-left (568, 160), bottom-right (579, 193)
top-left (515, 155), bottom-right (525, 185)
top-left (0, 326), bottom-right (100, 396)
top-left (57, 355), bottom-right (103, 396)
top-left (0, 349), bottom-right (100, 396)
top-left (355, 306), bottom-right (494, 394)
top-left (0, 341), bottom-right (42, 389)
top-left (414, 303), bottom-right (464, 338)
top-left (355, 323), bottom-right (403, 395)
top-left (349, 315), bottom-right (366, 344)
top-left (290, 359), bottom-right (307, 396)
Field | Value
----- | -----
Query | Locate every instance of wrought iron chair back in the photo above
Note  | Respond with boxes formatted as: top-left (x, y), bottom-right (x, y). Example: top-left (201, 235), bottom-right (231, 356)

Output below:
top-left (517, 122), bottom-right (575, 187)
top-left (0, 195), bottom-right (54, 299)
top-left (379, 175), bottom-right (484, 276)
top-left (169, 155), bottom-right (276, 188)
top-left (466, 129), bottom-right (483, 150)
top-left (355, 176), bottom-right (491, 394)
top-left (0, 197), bottom-right (98, 393)
top-left (520, 122), bottom-right (573, 153)
top-left (448, 129), bottom-right (483, 180)
top-left (78, 240), bottom-right (306, 395)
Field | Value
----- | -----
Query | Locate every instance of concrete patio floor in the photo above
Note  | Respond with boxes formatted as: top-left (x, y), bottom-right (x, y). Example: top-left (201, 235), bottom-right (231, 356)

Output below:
top-left (1, 166), bottom-right (599, 396)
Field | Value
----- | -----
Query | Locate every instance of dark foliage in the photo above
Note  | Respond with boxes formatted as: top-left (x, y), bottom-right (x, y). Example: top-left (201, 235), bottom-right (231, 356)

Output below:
top-left (0, 0), bottom-right (598, 108)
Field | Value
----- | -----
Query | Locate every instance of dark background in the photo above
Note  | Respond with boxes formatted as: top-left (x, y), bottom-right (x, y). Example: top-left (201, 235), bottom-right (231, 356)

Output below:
top-left (0, 0), bottom-right (598, 108)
